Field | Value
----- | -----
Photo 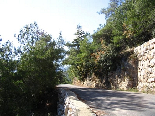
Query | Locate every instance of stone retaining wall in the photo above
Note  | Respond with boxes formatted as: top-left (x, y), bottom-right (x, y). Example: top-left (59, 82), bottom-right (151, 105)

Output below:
top-left (134, 38), bottom-right (155, 93)
top-left (73, 38), bottom-right (155, 93)
top-left (57, 88), bottom-right (95, 116)
top-left (73, 53), bottom-right (138, 91)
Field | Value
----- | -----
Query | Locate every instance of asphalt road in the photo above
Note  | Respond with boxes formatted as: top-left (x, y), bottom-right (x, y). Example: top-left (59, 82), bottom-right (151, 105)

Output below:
top-left (57, 84), bottom-right (155, 116)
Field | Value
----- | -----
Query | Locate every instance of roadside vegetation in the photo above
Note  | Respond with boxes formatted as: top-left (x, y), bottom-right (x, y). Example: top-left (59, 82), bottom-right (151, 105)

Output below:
top-left (64, 0), bottom-right (155, 87)
top-left (0, 22), bottom-right (65, 115)
top-left (1, 0), bottom-right (155, 115)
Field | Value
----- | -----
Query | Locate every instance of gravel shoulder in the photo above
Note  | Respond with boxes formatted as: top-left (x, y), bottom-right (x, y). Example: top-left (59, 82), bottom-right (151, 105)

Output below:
top-left (57, 84), bottom-right (155, 116)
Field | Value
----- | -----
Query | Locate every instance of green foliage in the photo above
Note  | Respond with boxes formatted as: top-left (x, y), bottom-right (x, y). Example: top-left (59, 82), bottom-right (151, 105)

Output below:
top-left (123, 0), bottom-right (155, 46)
top-left (98, 0), bottom-right (155, 48)
top-left (99, 0), bottom-right (124, 20)
top-left (0, 22), bottom-right (65, 115)
top-left (92, 23), bottom-right (113, 46)
top-left (65, 0), bottom-right (155, 89)
top-left (64, 25), bottom-right (94, 81)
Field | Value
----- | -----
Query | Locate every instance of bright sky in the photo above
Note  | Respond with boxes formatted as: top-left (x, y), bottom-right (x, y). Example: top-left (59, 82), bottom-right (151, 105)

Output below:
top-left (0, 0), bottom-right (109, 46)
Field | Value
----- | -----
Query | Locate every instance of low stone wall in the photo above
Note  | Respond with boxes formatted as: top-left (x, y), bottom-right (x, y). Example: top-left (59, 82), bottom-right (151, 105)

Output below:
top-left (134, 38), bottom-right (155, 93)
top-left (57, 88), bottom-right (95, 116)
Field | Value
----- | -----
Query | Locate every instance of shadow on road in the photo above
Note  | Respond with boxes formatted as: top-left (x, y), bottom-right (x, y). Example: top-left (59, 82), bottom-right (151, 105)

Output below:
top-left (59, 86), bottom-right (154, 112)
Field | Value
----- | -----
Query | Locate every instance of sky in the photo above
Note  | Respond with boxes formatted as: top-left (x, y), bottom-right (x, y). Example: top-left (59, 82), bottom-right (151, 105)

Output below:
top-left (0, 0), bottom-right (109, 46)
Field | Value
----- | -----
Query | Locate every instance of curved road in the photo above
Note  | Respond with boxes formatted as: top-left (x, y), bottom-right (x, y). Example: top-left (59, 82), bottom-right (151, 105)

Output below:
top-left (57, 84), bottom-right (155, 116)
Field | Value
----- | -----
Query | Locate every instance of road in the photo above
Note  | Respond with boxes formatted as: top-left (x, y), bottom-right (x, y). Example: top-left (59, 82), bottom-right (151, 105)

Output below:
top-left (57, 84), bottom-right (155, 116)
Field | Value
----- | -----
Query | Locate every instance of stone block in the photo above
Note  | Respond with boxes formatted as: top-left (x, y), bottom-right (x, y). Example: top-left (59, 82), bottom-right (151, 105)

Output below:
top-left (144, 47), bottom-right (148, 51)
top-left (152, 49), bottom-right (155, 54)
top-left (150, 44), bottom-right (154, 49)
top-left (150, 59), bottom-right (155, 67)
top-left (148, 78), bottom-right (155, 82)
top-left (152, 39), bottom-right (155, 43)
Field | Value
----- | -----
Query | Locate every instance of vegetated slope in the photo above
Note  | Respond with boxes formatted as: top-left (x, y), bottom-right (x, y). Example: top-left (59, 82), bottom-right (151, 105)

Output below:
top-left (64, 0), bottom-right (155, 88)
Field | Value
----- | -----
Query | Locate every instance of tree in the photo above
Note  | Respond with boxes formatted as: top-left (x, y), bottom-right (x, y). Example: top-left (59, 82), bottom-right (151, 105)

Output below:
top-left (0, 41), bottom-right (16, 77)
top-left (17, 23), bottom-right (65, 100)
top-left (90, 0), bottom-right (155, 88)
top-left (0, 22), bottom-right (65, 115)
top-left (123, 0), bottom-right (155, 46)
top-left (64, 25), bottom-right (91, 80)
top-left (0, 41), bottom-right (23, 115)
top-left (99, 0), bottom-right (124, 20)
top-left (17, 22), bottom-right (41, 54)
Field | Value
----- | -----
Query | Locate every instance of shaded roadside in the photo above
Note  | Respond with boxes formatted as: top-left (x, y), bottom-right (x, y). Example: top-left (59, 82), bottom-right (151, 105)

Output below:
top-left (57, 84), bottom-right (155, 116)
